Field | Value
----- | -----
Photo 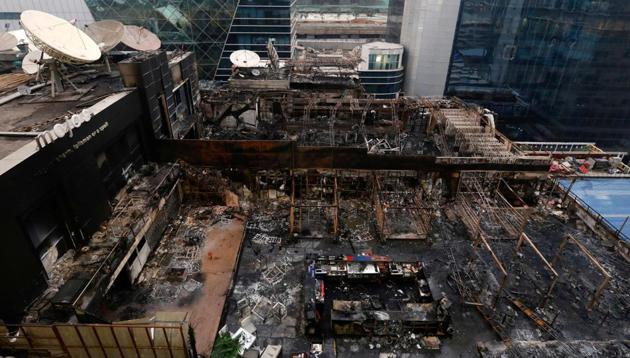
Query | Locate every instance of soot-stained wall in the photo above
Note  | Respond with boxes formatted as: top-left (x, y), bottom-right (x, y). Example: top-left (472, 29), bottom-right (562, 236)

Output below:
top-left (0, 90), bottom-right (148, 323)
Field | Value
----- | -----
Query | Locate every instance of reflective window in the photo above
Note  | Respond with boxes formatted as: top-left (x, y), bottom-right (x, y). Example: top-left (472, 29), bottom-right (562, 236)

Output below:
top-left (446, 0), bottom-right (630, 147)
top-left (0, 12), bottom-right (20, 20)
top-left (85, 0), bottom-right (240, 79)
top-left (216, 0), bottom-right (295, 81)
top-left (368, 54), bottom-right (399, 70)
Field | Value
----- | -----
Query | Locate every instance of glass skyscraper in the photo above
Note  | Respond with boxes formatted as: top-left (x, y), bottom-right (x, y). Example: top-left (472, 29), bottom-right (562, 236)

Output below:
top-left (86, 0), bottom-right (239, 79)
top-left (86, 0), bottom-right (295, 81)
top-left (445, 0), bottom-right (630, 148)
top-left (215, 0), bottom-right (296, 81)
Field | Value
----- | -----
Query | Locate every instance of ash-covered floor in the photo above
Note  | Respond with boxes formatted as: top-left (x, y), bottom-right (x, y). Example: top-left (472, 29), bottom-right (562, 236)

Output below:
top-left (97, 169), bottom-right (630, 358)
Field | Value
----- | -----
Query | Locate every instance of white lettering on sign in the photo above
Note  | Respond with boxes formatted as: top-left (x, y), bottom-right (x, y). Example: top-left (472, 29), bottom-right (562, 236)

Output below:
top-left (33, 122), bottom-right (110, 178)
top-left (36, 109), bottom-right (93, 149)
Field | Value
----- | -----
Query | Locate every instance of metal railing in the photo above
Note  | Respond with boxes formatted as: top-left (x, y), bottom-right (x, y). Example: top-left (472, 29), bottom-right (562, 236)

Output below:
top-left (555, 179), bottom-right (629, 243)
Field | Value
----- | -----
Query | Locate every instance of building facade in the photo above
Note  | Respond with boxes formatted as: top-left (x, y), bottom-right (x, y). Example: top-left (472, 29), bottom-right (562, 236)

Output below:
top-left (0, 52), bottom-right (199, 322)
top-left (386, 0), bottom-right (405, 43)
top-left (357, 42), bottom-right (404, 99)
top-left (297, 0), bottom-right (389, 14)
top-left (395, 0), bottom-right (630, 149)
top-left (214, 0), bottom-right (296, 81)
top-left (86, 0), bottom-right (239, 79)
top-left (87, 0), bottom-right (296, 82)
top-left (445, 0), bottom-right (630, 148)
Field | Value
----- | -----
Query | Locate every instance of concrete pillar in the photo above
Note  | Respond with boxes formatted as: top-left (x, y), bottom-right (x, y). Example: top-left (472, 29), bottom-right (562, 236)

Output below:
top-left (400, 0), bottom-right (462, 97)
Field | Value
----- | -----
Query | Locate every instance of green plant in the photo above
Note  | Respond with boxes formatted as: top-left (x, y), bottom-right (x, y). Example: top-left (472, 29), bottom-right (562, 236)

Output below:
top-left (211, 332), bottom-right (242, 358)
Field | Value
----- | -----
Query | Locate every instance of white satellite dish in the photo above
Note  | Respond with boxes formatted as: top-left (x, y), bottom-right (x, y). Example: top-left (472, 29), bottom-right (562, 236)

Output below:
top-left (21, 50), bottom-right (44, 75)
top-left (85, 20), bottom-right (125, 72)
top-left (20, 10), bottom-right (101, 97)
top-left (84, 20), bottom-right (125, 53)
top-left (121, 25), bottom-right (161, 52)
top-left (230, 50), bottom-right (260, 68)
top-left (20, 10), bottom-right (101, 64)
top-left (9, 29), bottom-right (29, 46)
top-left (0, 32), bottom-right (18, 52)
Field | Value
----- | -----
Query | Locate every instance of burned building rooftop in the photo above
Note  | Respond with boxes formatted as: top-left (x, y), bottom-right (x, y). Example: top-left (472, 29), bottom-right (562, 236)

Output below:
top-left (1, 42), bottom-right (630, 358)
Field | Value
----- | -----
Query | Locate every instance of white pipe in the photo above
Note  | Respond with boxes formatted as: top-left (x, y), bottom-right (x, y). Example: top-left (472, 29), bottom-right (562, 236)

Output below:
top-left (0, 82), bottom-right (48, 106)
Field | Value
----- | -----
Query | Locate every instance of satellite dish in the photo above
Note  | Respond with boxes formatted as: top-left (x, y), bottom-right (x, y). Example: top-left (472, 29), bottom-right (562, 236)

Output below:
top-left (84, 20), bottom-right (124, 53)
top-left (230, 50), bottom-right (260, 68)
top-left (20, 10), bottom-right (101, 64)
top-left (121, 25), bottom-right (161, 52)
top-left (9, 29), bottom-right (29, 46)
top-left (0, 32), bottom-right (18, 52)
top-left (21, 50), bottom-right (44, 74)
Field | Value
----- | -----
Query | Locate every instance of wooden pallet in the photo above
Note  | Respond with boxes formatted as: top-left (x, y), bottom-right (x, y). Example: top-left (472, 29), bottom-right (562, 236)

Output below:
top-left (0, 73), bottom-right (33, 95)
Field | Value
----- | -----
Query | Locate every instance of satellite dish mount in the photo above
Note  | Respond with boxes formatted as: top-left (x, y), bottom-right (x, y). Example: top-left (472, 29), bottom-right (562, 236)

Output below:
top-left (20, 10), bottom-right (101, 98)
top-left (45, 59), bottom-right (80, 97)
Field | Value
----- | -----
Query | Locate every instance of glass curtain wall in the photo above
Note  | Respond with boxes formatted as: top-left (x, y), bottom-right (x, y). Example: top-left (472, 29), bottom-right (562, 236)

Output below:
top-left (85, 0), bottom-right (239, 79)
top-left (215, 0), bottom-right (296, 81)
top-left (446, 0), bottom-right (630, 148)
top-left (386, 0), bottom-right (405, 42)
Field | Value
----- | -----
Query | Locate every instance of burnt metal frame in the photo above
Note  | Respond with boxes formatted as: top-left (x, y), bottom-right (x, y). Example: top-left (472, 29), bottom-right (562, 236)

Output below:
top-left (508, 233), bottom-right (560, 308)
top-left (550, 234), bottom-right (612, 311)
top-left (457, 173), bottom-right (530, 240)
top-left (474, 233), bottom-right (509, 308)
top-left (289, 169), bottom-right (339, 239)
top-left (372, 171), bottom-right (433, 240)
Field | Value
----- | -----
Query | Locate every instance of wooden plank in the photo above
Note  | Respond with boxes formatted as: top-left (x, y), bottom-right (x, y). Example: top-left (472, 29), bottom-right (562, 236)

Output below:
top-left (91, 326), bottom-right (108, 358)
top-left (74, 325), bottom-right (93, 358)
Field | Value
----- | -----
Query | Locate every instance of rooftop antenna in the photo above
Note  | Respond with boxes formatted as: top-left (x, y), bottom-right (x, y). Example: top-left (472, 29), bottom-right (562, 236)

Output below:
top-left (0, 32), bottom-right (17, 52)
top-left (84, 20), bottom-right (124, 72)
top-left (20, 10), bottom-right (101, 97)
top-left (121, 25), bottom-right (161, 52)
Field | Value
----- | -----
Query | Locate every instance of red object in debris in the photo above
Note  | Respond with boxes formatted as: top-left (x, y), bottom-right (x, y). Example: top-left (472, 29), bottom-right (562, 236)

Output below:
top-left (207, 251), bottom-right (213, 260)
top-left (578, 165), bottom-right (590, 174)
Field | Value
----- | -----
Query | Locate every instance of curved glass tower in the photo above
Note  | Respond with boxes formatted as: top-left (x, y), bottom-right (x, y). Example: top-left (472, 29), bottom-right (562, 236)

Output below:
top-left (358, 42), bottom-right (405, 99)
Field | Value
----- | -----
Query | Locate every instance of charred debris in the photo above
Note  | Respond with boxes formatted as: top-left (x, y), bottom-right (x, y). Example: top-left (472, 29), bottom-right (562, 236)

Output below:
top-left (2, 48), bottom-right (630, 358)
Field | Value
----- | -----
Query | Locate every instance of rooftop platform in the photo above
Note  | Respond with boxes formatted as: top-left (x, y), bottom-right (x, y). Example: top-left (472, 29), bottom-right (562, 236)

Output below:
top-left (560, 178), bottom-right (630, 240)
top-left (0, 71), bottom-right (126, 160)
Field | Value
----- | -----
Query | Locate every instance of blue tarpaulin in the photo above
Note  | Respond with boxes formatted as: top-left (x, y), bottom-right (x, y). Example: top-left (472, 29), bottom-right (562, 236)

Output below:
top-left (559, 178), bottom-right (630, 241)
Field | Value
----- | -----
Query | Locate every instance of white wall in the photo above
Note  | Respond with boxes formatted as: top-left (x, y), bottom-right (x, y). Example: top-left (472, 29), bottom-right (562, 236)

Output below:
top-left (400, 0), bottom-right (461, 97)
top-left (0, 0), bottom-right (94, 31)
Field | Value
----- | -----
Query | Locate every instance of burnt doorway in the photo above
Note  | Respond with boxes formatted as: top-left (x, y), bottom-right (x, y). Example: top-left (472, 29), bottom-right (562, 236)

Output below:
top-left (22, 195), bottom-right (75, 277)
